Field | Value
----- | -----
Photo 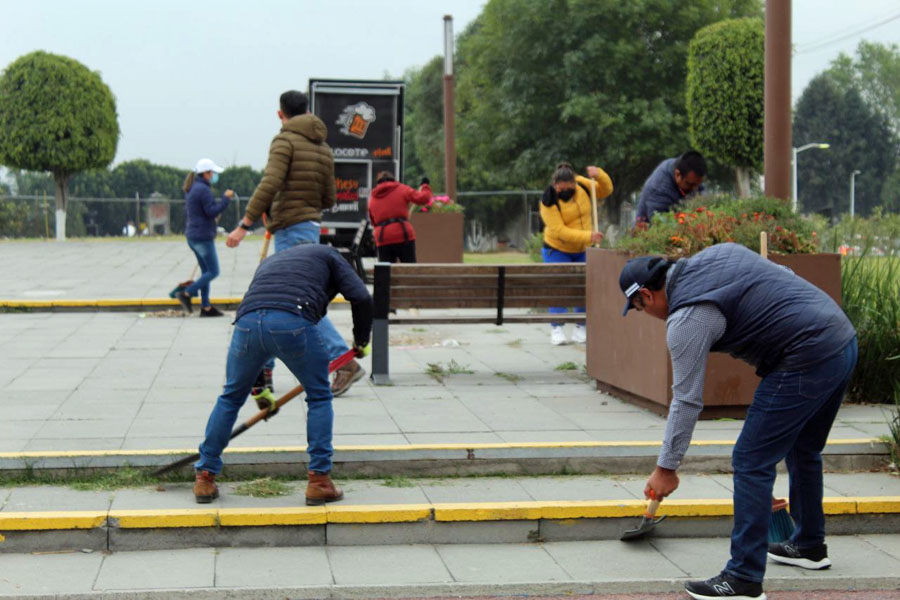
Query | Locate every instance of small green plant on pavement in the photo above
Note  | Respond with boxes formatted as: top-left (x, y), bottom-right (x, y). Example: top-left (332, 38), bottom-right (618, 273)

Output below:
top-left (506, 338), bottom-right (524, 348)
top-left (233, 477), bottom-right (292, 498)
top-left (554, 361), bottom-right (578, 371)
top-left (381, 475), bottom-right (415, 488)
top-left (494, 371), bottom-right (523, 382)
top-left (425, 360), bottom-right (474, 382)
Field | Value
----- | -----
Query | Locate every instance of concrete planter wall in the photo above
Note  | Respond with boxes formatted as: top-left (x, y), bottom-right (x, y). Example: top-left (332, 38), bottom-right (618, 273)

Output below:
top-left (410, 212), bottom-right (464, 263)
top-left (585, 248), bottom-right (843, 419)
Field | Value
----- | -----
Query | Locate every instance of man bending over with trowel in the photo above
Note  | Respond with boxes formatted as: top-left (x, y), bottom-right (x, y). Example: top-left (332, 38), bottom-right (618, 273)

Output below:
top-left (193, 243), bottom-right (372, 506)
top-left (619, 243), bottom-right (856, 600)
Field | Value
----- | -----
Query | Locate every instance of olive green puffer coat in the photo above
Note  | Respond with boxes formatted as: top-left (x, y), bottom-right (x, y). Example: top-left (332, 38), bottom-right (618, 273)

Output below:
top-left (245, 114), bottom-right (336, 232)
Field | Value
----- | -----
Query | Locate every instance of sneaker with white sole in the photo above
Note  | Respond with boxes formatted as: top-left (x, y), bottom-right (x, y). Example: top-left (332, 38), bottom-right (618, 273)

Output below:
top-left (767, 541), bottom-right (831, 570)
top-left (684, 571), bottom-right (765, 599)
top-left (571, 324), bottom-right (587, 343)
top-left (550, 325), bottom-right (566, 346)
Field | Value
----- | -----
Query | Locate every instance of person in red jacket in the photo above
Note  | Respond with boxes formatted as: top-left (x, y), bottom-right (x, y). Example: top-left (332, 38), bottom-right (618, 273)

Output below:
top-left (368, 171), bottom-right (432, 263)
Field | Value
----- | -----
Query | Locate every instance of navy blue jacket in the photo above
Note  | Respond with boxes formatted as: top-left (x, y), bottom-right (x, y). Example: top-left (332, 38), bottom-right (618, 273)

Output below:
top-left (667, 243), bottom-right (856, 376)
top-left (184, 178), bottom-right (230, 241)
top-left (237, 244), bottom-right (373, 347)
top-left (635, 158), bottom-right (703, 224)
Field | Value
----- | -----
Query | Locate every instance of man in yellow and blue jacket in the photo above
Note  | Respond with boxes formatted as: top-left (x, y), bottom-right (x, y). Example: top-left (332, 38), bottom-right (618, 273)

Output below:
top-left (539, 162), bottom-right (613, 345)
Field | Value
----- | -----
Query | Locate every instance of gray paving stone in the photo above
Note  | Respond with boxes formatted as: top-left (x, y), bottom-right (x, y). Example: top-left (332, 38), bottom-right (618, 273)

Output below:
top-left (421, 477), bottom-right (533, 503)
top-left (544, 539), bottom-right (686, 580)
top-left (824, 472), bottom-right (900, 496)
top-left (35, 418), bottom-right (135, 439)
top-left (403, 432), bottom-right (505, 444)
top-left (0, 551), bottom-right (103, 595)
top-left (339, 479), bottom-right (431, 504)
top-left (2, 486), bottom-right (112, 512)
top-left (215, 546), bottom-right (333, 587)
top-left (24, 437), bottom-right (125, 451)
top-left (0, 420), bottom-right (44, 440)
top-left (615, 474), bottom-right (734, 500)
top-left (327, 544), bottom-right (453, 584)
top-left (94, 547), bottom-right (215, 590)
top-left (518, 474), bottom-right (633, 501)
top-left (860, 534), bottom-right (900, 562)
top-left (437, 543), bottom-right (571, 582)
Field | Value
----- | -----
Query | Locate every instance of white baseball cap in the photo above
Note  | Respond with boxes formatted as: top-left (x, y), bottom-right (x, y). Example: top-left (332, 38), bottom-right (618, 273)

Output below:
top-left (194, 158), bottom-right (225, 174)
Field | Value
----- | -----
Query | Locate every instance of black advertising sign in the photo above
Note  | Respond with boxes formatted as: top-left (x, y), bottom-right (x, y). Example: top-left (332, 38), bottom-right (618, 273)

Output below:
top-left (323, 160), bottom-right (371, 223)
top-left (311, 86), bottom-right (400, 161)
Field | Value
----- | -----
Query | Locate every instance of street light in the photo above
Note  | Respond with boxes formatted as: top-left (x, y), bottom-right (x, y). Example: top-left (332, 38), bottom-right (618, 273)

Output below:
top-left (792, 143), bottom-right (830, 213)
top-left (850, 170), bottom-right (861, 218)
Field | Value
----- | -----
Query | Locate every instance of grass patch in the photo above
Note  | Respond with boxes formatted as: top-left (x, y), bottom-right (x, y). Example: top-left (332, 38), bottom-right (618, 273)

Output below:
top-left (554, 361), bottom-right (578, 371)
top-left (486, 328), bottom-right (507, 334)
top-left (494, 371), bottom-right (523, 382)
top-left (425, 359), bottom-right (474, 382)
top-left (232, 477), bottom-right (293, 498)
top-left (506, 338), bottom-right (524, 348)
top-left (464, 251), bottom-right (533, 264)
top-left (380, 475), bottom-right (415, 488)
top-left (411, 327), bottom-right (427, 332)
top-left (0, 466), bottom-right (172, 491)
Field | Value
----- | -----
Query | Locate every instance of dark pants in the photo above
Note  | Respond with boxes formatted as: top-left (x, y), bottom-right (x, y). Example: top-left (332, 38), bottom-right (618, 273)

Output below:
top-left (725, 337), bottom-right (858, 583)
top-left (541, 246), bottom-right (585, 326)
top-left (377, 240), bottom-right (416, 263)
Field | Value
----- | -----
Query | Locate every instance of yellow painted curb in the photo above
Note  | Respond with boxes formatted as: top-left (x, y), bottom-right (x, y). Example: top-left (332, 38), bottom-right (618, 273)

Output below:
top-left (218, 507), bottom-right (326, 527)
top-left (109, 509), bottom-right (217, 529)
top-left (822, 497), bottom-right (858, 515)
top-left (541, 500), bottom-right (646, 519)
top-left (434, 501), bottom-right (546, 522)
top-left (655, 499), bottom-right (734, 517)
top-left (855, 497), bottom-right (900, 514)
top-left (0, 511), bottom-right (107, 531)
top-left (0, 438), bottom-right (883, 461)
top-left (326, 504), bottom-right (432, 524)
top-left (0, 297), bottom-right (346, 309)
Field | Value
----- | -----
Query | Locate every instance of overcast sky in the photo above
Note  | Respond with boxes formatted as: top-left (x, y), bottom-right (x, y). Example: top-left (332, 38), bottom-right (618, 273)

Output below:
top-left (2, 0), bottom-right (899, 173)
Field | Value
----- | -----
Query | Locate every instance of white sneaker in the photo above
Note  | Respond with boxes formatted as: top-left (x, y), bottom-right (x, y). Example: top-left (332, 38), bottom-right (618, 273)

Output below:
top-left (551, 325), bottom-right (567, 345)
top-left (571, 324), bottom-right (587, 343)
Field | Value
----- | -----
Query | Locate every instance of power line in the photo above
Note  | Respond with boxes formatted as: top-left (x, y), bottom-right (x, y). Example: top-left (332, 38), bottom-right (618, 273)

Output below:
top-left (794, 10), bottom-right (900, 55)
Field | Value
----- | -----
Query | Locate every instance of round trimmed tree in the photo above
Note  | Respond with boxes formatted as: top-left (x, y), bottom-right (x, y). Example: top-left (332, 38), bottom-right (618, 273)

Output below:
top-left (0, 51), bottom-right (119, 239)
top-left (687, 18), bottom-right (764, 197)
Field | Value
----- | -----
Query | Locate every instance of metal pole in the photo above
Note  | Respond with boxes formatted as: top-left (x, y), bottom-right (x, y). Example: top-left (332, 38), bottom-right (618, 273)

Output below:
top-left (764, 0), bottom-right (792, 201)
top-left (443, 15), bottom-right (457, 203)
top-left (850, 170), bottom-right (860, 218)
top-left (791, 146), bottom-right (798, 212)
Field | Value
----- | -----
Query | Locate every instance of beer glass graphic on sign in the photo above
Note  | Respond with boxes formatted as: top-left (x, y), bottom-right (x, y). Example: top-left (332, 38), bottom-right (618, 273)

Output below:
top-left (337, 102), bottom-right (376, 139)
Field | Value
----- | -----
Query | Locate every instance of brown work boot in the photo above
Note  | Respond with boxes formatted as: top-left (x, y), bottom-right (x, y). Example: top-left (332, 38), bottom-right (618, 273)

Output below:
top-left (331, 360), bottom-right (365, 398)
top-left (193, 470), bottom-right (219, 504)
top-left (305, 471), bottom-right (344, 506)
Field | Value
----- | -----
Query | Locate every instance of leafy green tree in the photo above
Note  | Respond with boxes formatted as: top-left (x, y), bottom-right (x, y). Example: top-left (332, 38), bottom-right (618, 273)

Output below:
top-left (0, 51), bottom-right (119, 240)
top-left (450, 0), bottom-right (761, 221)
top-left (687, 18), bottom-right (764, 197)
top-left (793, 74), bottom-right (898, 217)
top-left (828, 41), bottom-right (900, 135)
top-left (404, 56), bottom-right (445, 189)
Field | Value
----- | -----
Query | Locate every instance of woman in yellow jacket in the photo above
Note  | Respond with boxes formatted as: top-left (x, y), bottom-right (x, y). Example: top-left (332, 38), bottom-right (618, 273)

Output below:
top-left (540, 162), bottom-right (613, 345)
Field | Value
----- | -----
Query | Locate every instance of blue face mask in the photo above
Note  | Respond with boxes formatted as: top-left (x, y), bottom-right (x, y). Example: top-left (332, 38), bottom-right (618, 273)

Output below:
top-left (211, 173), bottom-right (220, 184)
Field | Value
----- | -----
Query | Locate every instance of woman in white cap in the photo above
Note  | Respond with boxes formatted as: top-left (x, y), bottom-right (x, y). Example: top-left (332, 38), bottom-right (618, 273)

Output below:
top-left (176, 158), bottom-right (234, 317)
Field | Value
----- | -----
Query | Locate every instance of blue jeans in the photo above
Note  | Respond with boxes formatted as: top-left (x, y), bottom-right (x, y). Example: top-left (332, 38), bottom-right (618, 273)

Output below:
top-left (541, 247), bottom-right (586, 326)
top-left (185, 239), bottom-right (220, 307)
top-left (266, 221), bottom-right (349, 364)
top-left (195, 309), bottom-right (334, 474)
top-left (725, 337), bottom-right (858, 583)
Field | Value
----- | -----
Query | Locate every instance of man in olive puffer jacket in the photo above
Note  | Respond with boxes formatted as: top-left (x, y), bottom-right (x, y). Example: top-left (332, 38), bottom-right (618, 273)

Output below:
top-left (227, 91), bottom-right (364, 398)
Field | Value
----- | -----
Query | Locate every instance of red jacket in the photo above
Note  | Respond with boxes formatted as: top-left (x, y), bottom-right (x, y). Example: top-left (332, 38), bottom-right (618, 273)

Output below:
top-left (368, 181), bottom-right (432, 246)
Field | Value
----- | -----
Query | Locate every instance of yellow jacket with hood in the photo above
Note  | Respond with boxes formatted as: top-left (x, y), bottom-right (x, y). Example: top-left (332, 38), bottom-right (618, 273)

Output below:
top-left (540, 170), bottom-right (613, 254)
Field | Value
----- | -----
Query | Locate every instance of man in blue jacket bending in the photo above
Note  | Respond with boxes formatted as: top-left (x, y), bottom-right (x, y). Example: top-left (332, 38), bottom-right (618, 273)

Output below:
top-left (192, 244), bottom-right (373, 506)
top-left (635, 151), bottom-right (707, 225)
top-left (619, 243), bottom-right (857, 600)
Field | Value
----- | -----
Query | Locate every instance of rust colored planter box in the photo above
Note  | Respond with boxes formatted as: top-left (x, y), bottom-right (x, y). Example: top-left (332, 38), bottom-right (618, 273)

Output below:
top-left (410, 212), bottom-right (464, 263)
top-left (585, 248), bottom-right (843, 419)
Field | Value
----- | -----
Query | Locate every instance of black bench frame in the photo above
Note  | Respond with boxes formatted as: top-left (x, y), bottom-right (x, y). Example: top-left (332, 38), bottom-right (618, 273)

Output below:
top-left (370, 262), bottom-right (586, 384)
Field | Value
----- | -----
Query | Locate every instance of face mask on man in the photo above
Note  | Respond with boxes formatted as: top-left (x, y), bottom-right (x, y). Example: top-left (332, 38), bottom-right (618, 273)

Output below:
top-left (211, 173), bottom-right (220, 184)
top-left (557, 189), bottom-right (575, 201)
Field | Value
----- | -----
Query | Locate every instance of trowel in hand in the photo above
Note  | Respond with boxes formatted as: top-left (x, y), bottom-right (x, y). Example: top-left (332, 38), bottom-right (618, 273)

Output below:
top-left (620, 490), bottom-right (667, 541)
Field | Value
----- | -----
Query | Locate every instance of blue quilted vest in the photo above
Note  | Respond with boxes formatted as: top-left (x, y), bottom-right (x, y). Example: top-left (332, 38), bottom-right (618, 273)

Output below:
top-left (666, 243), bottom-right (856, 375)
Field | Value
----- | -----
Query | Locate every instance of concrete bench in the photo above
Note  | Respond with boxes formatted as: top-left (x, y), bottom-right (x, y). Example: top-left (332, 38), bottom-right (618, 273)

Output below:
top-left (371, 263), bottom-right (586, 384)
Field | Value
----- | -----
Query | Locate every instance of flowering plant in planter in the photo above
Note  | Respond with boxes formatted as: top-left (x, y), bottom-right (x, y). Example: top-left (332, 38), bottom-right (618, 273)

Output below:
top-left (617, 195), bottom-right (819, 257)
top-left (412, 194), bottom-right (466, 214)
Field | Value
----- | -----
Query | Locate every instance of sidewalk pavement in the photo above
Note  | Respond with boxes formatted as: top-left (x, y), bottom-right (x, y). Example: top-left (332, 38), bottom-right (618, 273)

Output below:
top-left (2, 535), bottom-right (900, 598)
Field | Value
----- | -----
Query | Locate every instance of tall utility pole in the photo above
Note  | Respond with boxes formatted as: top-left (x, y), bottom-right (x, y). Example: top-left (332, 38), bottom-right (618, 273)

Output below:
top-left (764, 0), bottom-right (792, 201)
top-left (443, 15), bottom-right (457, 202)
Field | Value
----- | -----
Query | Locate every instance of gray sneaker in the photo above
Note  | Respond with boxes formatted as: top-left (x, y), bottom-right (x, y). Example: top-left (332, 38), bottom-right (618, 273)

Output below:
top-left (331, 360), bottom-right (365, 398)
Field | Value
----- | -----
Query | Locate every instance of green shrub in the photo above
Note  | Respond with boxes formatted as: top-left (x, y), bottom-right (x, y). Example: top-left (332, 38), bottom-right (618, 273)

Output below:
top-left (617, 195), bottom-right (819, 257)
top-left (526, 232), bottom-right (544, 263)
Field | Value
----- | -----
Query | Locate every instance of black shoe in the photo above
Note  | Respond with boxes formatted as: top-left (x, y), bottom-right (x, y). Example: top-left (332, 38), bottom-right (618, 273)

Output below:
top-left (263, 367), bottom-right (273, 393)
top-left (685, 572), bottom-right (765, 600)
top-left (200, 306), bottom-right (224, 317)
top-left (767, 541), bottom-right (831, 570)
top-left (176, 291), bottom-right (193, 314)
top-left (250, 369), bottom-right (267, 397)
